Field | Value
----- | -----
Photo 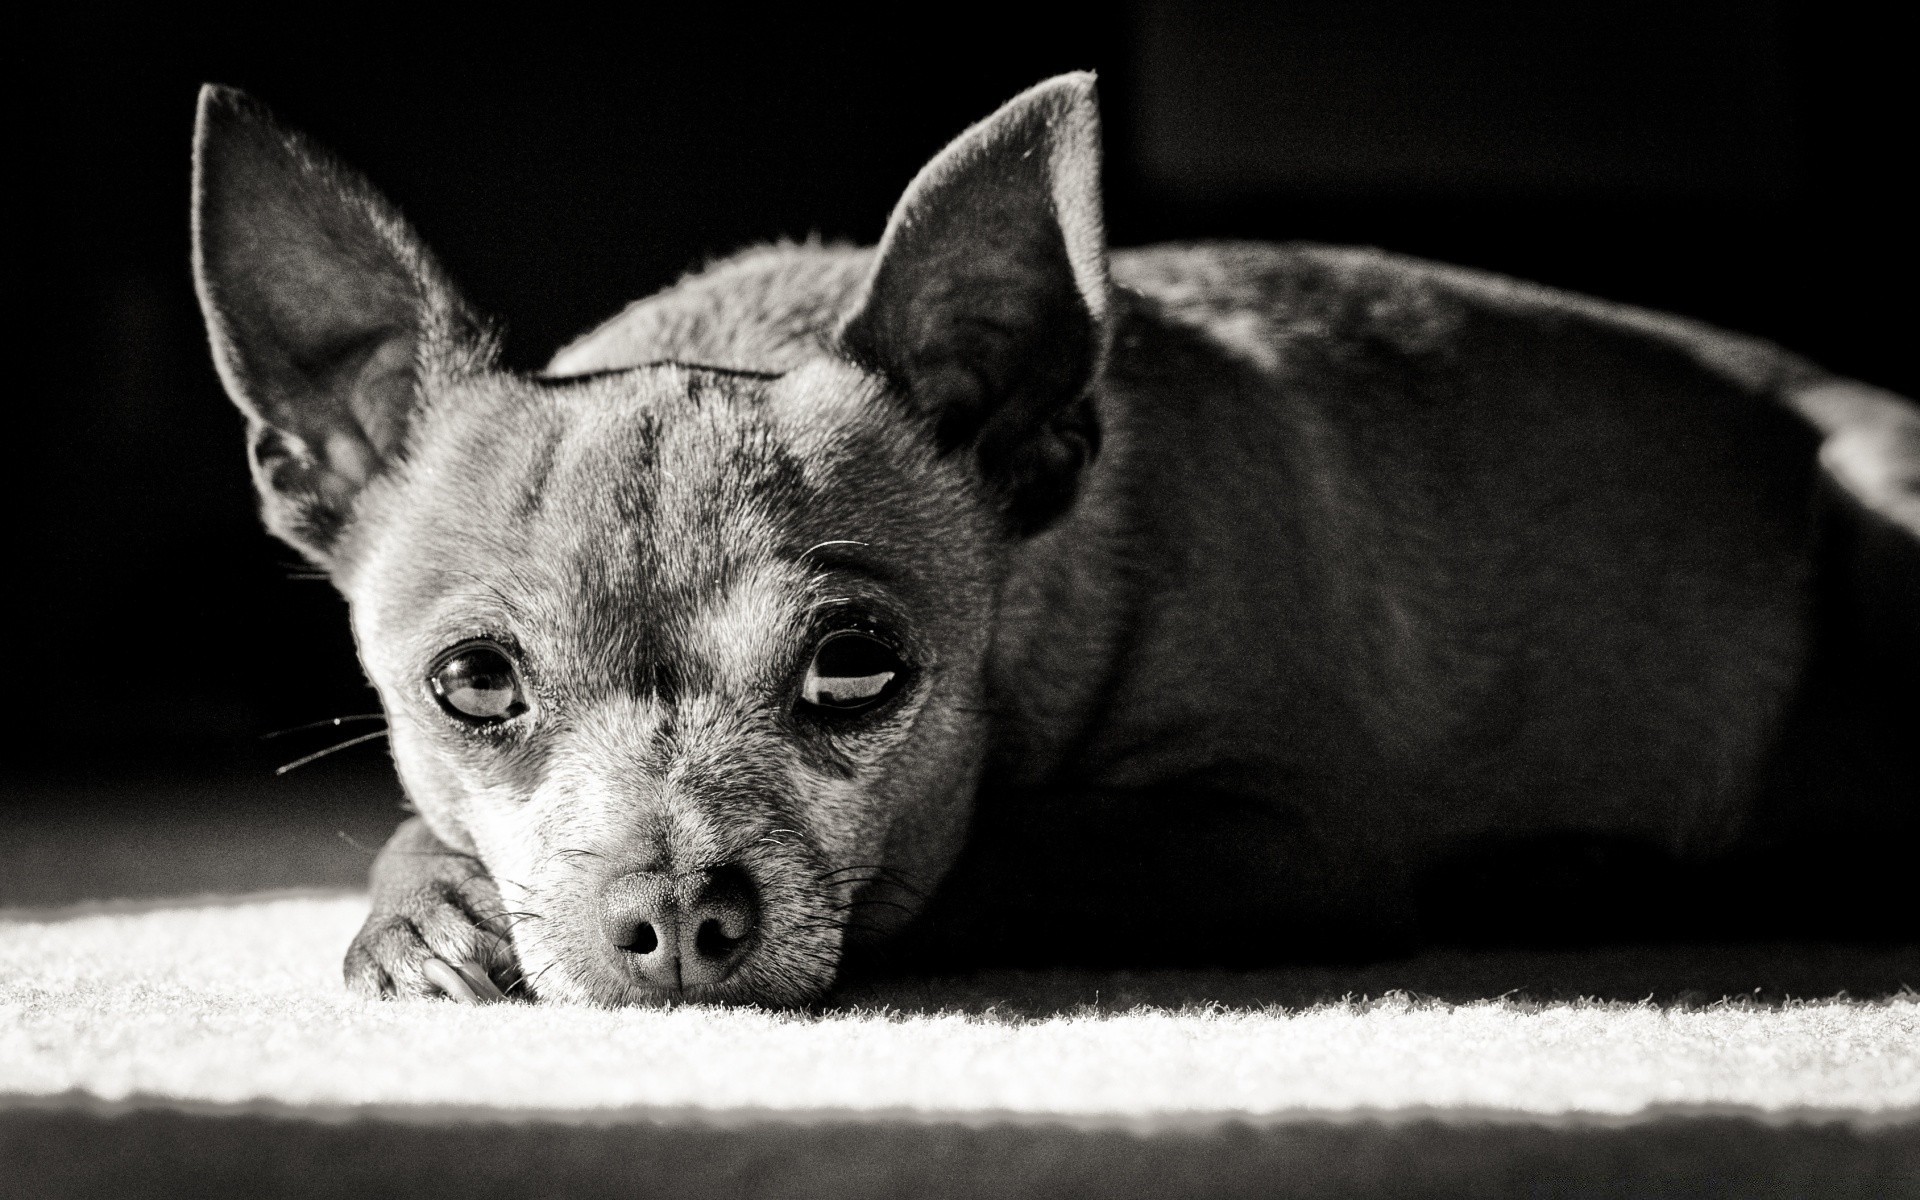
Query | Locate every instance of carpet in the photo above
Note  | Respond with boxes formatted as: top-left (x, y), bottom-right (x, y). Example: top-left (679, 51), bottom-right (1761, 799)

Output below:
top-left (4, 890), bottom-right (1918, 1197)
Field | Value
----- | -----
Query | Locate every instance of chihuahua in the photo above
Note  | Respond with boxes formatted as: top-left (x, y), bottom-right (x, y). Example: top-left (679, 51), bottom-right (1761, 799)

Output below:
top-left (191, 74), bottom-right (1918, 1006)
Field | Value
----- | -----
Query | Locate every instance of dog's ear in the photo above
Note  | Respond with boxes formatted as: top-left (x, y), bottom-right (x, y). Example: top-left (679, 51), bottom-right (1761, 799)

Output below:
top-left (192, 84), bottom-right (493, 564)
top-left (839, 73), bottom-right (1110, 535)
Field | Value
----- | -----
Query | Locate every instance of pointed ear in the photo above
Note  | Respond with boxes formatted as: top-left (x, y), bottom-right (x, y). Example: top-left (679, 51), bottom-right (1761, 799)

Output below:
top-left (191, 84), bottom-right (494, 563)
top-left (838, 73), bottom-right (1110, 535)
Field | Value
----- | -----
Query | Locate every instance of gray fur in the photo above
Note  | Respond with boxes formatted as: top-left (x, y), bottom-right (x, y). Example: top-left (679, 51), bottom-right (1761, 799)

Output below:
top-left (192, 75), bottom-right (1919, 1006)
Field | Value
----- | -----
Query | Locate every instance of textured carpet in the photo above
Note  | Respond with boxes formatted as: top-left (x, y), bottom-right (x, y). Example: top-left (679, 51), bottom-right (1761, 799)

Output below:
top-left (5, 892), bottom-right (1920, 1117)
top-left (4, 891), bottom-right (1919, 1197)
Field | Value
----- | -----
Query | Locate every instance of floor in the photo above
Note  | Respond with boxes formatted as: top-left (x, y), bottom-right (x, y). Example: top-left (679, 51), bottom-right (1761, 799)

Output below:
top-left (3, 760), bottom-right (1916, 1197)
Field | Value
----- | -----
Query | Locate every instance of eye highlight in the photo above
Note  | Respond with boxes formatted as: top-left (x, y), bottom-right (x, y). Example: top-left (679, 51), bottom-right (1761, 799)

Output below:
top-left (429, 641), bottom-right (528, 724)
top-left (799, 631), bottom-right (903, 712)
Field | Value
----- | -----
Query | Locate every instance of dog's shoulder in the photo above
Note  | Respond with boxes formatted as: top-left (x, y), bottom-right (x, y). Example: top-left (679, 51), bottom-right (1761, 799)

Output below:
top-left (1113, 242), bottom-right (1464, 371)
top-left (547, 241), bottom-right (874, 377)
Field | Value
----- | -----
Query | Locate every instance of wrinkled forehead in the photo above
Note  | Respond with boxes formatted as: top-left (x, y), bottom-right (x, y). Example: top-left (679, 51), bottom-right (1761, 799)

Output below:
top-left (522, 365), bottom-right (806, 587)
top-left (351, 359), bottom-right (917, 687)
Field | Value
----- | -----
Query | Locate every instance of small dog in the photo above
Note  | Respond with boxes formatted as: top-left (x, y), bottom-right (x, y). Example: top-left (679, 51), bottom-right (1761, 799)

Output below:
top-left (191, 75), bottom-right (1918, 1006)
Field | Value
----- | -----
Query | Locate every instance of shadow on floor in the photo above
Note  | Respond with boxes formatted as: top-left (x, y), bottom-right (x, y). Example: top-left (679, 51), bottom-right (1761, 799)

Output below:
top-left (0, 758), bottom-right (405, 908)
top-left (831, 943), bottom-right (1920, 1015)
top-left (2, 1102), bottom-right (1914, 1200)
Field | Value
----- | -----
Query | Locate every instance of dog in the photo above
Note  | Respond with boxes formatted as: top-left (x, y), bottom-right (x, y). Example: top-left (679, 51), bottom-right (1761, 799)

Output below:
top-left (190, 74), bottom-right (1919, 1006)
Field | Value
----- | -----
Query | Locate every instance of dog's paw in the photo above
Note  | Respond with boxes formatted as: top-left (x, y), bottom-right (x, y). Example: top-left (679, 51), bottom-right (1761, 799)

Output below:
top-left (343, 888), bottom-right (518, 1003)
top-left (344, 828), bottom-right (521, 1003)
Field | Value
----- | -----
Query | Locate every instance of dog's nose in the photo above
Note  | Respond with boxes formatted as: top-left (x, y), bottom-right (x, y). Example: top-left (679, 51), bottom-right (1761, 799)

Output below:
top-left (601, 867), bottom-right (758, 990)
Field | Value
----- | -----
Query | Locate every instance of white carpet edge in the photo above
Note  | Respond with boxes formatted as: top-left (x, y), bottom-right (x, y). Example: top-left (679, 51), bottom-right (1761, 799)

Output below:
top-left (0, 886), bottom-right (364, 923)
top-left (6, 1090), bottom-right (1918, 1132)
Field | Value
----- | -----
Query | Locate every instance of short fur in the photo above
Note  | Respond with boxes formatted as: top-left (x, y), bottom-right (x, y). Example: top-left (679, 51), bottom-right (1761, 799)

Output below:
top-left (190, 76), bottom-right (1920, 1006)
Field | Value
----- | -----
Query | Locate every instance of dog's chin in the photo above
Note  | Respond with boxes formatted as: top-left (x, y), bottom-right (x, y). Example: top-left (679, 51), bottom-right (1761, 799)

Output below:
top-left (588, 973), bottom-right (810, 1009)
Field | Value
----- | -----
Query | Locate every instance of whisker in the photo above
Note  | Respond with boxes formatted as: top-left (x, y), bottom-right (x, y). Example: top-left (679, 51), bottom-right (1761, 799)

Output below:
top-left (275, 729), bottom-right (389, 775)
top-left (792, 920), bottom-right (884, 937)
top-left (801, 540), bottom-right (869, 561)
top-left (760, 828), bottom-right (806, 849)
top-left (818, 862), bottom-right (919, 880)
top-left (469, 870), bottom-right (534, 896)
top-left (488, 914), bottom-right (545, 936)
top-left (831, 897), bottom-right (918, 917)
top-left (820, 872), bottom-right (895, 895)
top-left (513, 962), bottom-right (564, 999)
top-left (263, 713), bottom-right (387, 740)
top-left (818, 864), bottom-right (884, 879)
top-left (818, 865), bottom-right (928, 897)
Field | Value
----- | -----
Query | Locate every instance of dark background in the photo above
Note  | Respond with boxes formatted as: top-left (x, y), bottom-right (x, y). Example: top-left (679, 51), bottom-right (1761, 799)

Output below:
top-left (7, 1), bottom-right (1912, 798)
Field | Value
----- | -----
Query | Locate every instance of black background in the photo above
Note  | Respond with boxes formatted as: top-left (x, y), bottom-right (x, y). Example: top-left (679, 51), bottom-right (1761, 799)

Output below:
top-left (9, 1), bottom-right (1913, 792)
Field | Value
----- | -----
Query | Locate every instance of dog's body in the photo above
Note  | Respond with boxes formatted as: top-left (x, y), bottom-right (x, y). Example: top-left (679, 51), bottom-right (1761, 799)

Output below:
top-left (548, 238), bottom-right (1919, 959)
top-left (191, 76), bottom-right (1919, 1006)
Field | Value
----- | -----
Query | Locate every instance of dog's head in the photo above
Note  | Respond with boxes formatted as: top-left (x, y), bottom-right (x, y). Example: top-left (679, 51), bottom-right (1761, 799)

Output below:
top-left (191, 76), bottom-right (1110, 1004)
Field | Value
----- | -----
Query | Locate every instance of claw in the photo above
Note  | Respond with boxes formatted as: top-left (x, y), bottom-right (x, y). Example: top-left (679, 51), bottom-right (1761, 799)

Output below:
top-left (452, 958), bottom-right (508, 1002)
top-left (423, 957), bottom-right (485, 1004)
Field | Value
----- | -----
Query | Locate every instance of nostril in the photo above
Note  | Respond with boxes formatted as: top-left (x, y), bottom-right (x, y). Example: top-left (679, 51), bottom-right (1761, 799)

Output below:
top-left (694, 917), bottom-right (741, 961)
top-left (601, 872), bottom-right (677, 978)
top-left (623, 921), bottom-right (659, 956)
top-left (684, 866), bottom-right (759, 973)
top-left (602, 865), bottom-right (759, 988)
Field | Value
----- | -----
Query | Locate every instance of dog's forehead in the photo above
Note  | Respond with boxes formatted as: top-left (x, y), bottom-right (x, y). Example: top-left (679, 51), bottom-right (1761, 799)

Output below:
top-left (540, 366), bottom-right (802, 546)
top-left (354, 361), bottom-right (905, 689)
top-left (362, 364), bottom-right (791, 645)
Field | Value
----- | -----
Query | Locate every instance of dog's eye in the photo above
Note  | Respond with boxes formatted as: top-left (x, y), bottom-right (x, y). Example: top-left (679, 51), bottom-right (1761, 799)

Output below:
top-left (429, 642), bottom-right (527, 724)
top-left (800, 632), bottom-right (902, 711)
